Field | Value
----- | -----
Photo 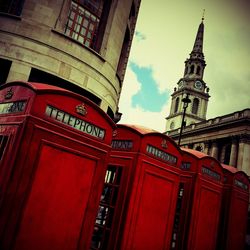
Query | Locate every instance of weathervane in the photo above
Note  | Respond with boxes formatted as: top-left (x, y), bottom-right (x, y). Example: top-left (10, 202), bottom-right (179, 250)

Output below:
top-left (202, 9), bottom-right (205, 21)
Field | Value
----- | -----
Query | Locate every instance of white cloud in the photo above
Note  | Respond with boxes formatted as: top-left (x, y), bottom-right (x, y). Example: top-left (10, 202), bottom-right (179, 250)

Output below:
top-left (119, 0), bottom-right (250, 131)
top-left (119, 66), bottom-right (171, 132)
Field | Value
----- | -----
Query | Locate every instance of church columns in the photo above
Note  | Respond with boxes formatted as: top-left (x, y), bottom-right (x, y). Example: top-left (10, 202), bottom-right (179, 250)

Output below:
top-left (229, 138), bottom-right (238, 167)
top-left (203, 141), bottom-right (209, 155)
top-left (211, 141), bottom-right (219, 160)
top-left (237, 135), bottom-right (250, 175)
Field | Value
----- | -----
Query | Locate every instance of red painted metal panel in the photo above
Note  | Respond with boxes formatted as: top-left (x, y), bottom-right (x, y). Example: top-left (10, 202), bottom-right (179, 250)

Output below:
top-left (14, 144), bottom-right (96, 250)
top-left (225, 171), bottom-right (249, 250)
top-left (190, 184), bottom-right (222, 250)
top-left (130, 166), bottom-right (177, 249)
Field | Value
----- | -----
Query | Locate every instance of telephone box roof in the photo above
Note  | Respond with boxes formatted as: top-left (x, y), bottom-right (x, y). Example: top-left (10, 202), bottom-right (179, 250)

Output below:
top-left (117, 124), bottom-right (158, 135)
top-left (181, 148), bottom-right (208, 159)
top-left (221, 164), bottom-right (238, 174)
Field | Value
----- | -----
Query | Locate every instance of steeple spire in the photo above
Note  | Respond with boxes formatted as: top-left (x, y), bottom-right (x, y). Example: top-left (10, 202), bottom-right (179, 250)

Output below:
top-left (183, 13), bottom-right (206, 79)
top-left (191, 11), bottom-right (205, 58)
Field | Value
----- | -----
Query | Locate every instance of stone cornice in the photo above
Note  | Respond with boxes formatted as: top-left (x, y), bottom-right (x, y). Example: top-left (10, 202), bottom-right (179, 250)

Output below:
top-left (165, 108), bottom-right (250, 138)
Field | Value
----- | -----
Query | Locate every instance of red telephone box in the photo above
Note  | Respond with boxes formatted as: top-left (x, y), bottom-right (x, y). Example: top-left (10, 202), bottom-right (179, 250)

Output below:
top-left (0, 81), bottom-right (115, 250)
top-left (216, 164), bottom-right (237, 250)
top-left (92, 124), bottom-right (182, 250)
top-left (181, 148), bottom-right (224, 250)
top-left (175, 148), bottom-right (208, 250)
top-left (219, 164), bottom-right (249, 250)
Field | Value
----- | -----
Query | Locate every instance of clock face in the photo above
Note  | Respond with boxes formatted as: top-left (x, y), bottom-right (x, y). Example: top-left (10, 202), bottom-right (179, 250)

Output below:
top-left (194, 81), bottom-right (202, 90)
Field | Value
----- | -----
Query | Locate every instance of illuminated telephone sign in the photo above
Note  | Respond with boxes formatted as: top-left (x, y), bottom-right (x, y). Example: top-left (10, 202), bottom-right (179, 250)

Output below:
top-left (201, 166), bottom-right (221, 181)
top-left (111, 140), bottom-right (133, 150)
top-left (45, 105), bottom-right (105, 140)
top-left (146, 144), bottom-right (177, 166)
top-left (0, 101), bottom-right (26, 114)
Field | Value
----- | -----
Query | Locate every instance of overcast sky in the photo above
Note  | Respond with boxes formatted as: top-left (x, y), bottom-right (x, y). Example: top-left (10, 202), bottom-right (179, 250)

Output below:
top-left (118, 0), bottom-right (250, 132)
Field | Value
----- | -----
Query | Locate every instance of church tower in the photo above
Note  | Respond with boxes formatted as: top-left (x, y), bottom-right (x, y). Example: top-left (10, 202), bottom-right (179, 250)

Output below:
top-left (165, 17), bottom-right (210, 131)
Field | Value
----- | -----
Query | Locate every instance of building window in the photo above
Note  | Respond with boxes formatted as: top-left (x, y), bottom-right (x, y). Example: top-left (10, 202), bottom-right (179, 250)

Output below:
top-left (65, 0), bottom-right (111, 51)
top-left (190, 65), bottom-right (194, 74)
top-left (196, 66), bottom-right (200, 75)
top-left (117, 27), bottom-right (130, 82)
top-left (117, 2), bottom-right (136, 82)
top-left (174, 97), bottom-right (179, 113)
top-left (0, 58), bottom-right (12, 84)
top-left (91, 166), bottom-right (122, 249)
top-left (192, 98), bottom-right (199, 114)
top-left (0, 0), bottom-right (25, 16)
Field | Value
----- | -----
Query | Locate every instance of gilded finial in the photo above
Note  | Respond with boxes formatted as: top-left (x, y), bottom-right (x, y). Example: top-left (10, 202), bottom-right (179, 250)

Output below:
top-left (202, 9), bottom-right (205, 22)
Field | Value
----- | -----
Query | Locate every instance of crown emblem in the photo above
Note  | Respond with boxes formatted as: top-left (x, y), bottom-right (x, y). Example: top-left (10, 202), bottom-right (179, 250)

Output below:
top-left (161, 139), bottom-right (167, 149)
top-left (112, 130), bottom-right (118, 137)
top-left (76, 103), bottom-right (87, 116)
top-left (5, 88), bottom-right (14, 100)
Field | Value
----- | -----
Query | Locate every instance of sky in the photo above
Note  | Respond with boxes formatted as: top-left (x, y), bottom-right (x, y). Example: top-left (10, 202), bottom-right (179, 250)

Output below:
top-left (118, 0), bottom-right (250, 132)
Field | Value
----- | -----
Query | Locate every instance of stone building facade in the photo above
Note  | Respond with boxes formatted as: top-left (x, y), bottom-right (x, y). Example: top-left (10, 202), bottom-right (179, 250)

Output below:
top-left (0, 0), bottom-right (140, 121)
top-left (165, 108), bottom-right (250, 175)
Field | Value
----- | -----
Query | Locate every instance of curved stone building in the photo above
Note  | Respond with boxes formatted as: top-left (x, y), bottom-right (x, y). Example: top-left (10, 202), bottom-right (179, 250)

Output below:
top-left (0, 0), bottom-right (141, 121)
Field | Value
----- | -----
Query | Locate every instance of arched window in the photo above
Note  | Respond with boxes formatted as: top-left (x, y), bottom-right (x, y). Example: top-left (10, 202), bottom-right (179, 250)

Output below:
top-left (190, 65), bottom-right (195, 74)
top-left (192, 98), bottom-right (199, 114)
top-left (174, 97), bottom-right (179, 113)
top-left (196, 66), bottom-right (201, 75)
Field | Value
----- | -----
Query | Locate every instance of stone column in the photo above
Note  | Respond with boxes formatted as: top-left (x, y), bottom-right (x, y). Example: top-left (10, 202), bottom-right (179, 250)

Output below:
top-left (203, 141), bottom-right (209, 155)
top-left (211, 141), bottom-right (219, 160)
top-left (6, 62), bottom-right (31, 82)
top-left (229, 137), bottom-right (238, 167)
top-left (237, 135), bottom-right (250, 175)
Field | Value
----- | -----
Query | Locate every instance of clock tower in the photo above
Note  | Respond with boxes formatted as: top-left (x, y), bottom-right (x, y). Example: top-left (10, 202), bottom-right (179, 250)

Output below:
top-left (165, 17), bottom-right (210, 131)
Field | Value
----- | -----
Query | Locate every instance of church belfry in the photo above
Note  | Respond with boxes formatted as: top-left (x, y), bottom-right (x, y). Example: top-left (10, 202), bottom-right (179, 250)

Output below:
top-left (165, 15), bottom-right (210, 132)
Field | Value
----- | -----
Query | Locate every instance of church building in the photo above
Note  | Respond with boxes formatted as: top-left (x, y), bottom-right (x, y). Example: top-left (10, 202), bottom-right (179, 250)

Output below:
top-left (165, 18), bottom-right (250, 176)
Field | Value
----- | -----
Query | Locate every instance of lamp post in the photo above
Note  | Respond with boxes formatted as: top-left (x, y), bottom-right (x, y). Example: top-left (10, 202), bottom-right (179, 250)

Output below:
top-left (178, 93), bottom-right (191, 146)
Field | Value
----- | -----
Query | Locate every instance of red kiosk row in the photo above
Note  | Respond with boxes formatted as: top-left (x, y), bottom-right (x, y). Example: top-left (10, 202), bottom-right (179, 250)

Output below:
top-left (0, 81), bottom-right (249, 250)
top-left (181, 148), bottom-right (249, 250)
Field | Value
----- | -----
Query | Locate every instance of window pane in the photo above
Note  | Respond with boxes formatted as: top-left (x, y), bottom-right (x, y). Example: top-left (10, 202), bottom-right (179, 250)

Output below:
top-left (84, 40), bottom-right (90, 47)
top-left (89, 23), bottom-right (94, 31)
top-left (83, 19), bottom-right (88, 27)
top-left (87, 31), bottom-right (92, 38)
top-left (0, 0), bottom-right (25, 16)
top-left (78, 36), bottom-right (84, 43)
